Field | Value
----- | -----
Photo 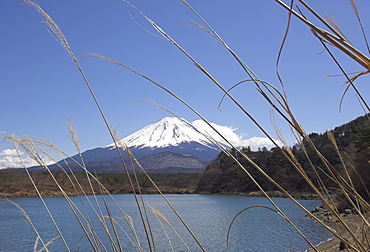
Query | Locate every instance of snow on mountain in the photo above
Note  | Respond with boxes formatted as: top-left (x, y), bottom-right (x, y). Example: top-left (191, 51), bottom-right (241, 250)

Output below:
top-left (30, 117), bottom-right (279, 173)
top-left (108, 117), bottom-right (224, 150)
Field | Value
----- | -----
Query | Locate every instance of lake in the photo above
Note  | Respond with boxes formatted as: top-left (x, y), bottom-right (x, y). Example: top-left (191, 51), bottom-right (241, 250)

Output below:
top-left (0, 194), bottom-right (332, 251)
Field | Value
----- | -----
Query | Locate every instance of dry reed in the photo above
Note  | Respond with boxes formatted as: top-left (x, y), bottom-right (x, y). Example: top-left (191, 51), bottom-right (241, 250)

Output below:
top-left (4, 0), bottom-right (370, 251)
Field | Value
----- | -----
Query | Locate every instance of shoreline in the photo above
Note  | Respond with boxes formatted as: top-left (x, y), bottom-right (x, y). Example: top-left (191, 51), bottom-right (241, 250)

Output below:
top-left (0, 190), bottom-right (320, 200)
top-left (306, 205), bottom-right (365, 251)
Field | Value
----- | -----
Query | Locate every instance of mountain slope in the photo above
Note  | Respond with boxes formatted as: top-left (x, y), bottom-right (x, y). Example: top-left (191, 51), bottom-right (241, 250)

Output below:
top-left (108, 117), bottom-right (223, 151)
top-left (135, 151), bottom-right (208, 173)
top-left (45, 117), bottom-right (226, 173)
top-left (104, 117), bottom-right (226, 162)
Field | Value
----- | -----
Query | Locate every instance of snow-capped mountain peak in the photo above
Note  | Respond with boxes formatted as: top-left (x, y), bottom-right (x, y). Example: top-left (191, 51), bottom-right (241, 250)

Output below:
top-left (110, 117), bottom-right (217, 149)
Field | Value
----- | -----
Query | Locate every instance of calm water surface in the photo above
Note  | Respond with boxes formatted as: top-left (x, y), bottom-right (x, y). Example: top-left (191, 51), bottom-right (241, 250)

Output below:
top-left (0, 195), bottom-right (332, 251)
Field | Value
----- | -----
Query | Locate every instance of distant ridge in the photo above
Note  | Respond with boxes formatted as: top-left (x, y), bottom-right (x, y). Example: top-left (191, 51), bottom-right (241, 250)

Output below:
top-left (35, 117), bottom-right (226, 173)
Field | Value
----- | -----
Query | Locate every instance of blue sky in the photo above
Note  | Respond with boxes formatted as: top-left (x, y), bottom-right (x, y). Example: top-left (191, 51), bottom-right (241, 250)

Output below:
top-left (1, 0), bottom-right (369, 168)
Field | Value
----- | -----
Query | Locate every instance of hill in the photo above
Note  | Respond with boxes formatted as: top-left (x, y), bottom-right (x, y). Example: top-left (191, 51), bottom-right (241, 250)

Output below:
top-left (195, 114), bottom-right (370, 205)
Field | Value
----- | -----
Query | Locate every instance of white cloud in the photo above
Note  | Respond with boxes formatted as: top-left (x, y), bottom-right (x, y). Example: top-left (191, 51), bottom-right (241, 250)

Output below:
top-left (0, 148), bottom-right (52, 170)
top-left (192, 119), bottom-right (281, 151)
top-left (0, 148), bottom-right (23, 156)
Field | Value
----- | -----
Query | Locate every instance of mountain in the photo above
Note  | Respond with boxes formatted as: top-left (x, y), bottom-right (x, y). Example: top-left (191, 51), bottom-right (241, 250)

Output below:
top-left (110, 117), bottom-right (226, 161)
top-left (111, 117), bottom-right (221, 150)
top-left (42, 117), bottom-right (226, 173)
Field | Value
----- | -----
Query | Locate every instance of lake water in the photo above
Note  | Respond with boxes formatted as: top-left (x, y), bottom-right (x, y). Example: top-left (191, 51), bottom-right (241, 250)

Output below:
top-left (0, 194), bottom-right (332, 251)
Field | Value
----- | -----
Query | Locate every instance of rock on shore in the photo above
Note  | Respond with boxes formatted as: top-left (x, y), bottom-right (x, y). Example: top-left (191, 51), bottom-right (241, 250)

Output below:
top-left (307, 205), bottom-right (367, 251)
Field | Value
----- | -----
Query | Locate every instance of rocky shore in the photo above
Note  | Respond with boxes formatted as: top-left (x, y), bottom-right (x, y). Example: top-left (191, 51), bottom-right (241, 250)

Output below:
top-left (307, 205), bottom-right (367, 251)
top-left (243, 190), bottom-right (319, 200)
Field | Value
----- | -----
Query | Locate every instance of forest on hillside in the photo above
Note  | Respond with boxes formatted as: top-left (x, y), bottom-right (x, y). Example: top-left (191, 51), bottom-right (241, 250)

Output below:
top-left (195, 114), bottom-right (370, 207)
top-left (0, 170), bottom-right (199, 198)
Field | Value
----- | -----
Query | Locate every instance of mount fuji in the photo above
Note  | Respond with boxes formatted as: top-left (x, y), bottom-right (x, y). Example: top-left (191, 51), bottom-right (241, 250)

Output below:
top-left (108, 117), bottom-right (227, 160)
top-left (46, 117), bottom-right (229, 173)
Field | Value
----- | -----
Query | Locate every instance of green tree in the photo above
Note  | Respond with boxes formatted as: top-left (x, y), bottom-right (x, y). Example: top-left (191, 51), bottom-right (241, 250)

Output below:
top-left (353, 124), bottom-right (370, 153)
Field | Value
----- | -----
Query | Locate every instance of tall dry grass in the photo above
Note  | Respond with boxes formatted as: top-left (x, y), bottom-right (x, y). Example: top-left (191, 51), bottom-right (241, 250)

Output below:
top-left (3, 0), bottom-right (370, 251)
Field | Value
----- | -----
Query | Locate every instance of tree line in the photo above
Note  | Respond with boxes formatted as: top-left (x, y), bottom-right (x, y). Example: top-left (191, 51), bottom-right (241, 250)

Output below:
top-left (195, 114), bottom-right (370, 207)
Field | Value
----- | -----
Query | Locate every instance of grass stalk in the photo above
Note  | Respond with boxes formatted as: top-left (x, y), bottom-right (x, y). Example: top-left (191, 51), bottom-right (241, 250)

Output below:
top-left (123, 1), bottom-right (370, 250)
top-left (6, 136), bottom-right (71, 251)
top-left (5, 199), bottom-right (50, 252)
top-left (9, 1), bottom-right (370, 251)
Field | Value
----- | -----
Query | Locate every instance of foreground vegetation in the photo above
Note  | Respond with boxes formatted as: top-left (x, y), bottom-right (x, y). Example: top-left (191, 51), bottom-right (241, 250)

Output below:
top-left (3, 0), bottom-right (370, 251)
